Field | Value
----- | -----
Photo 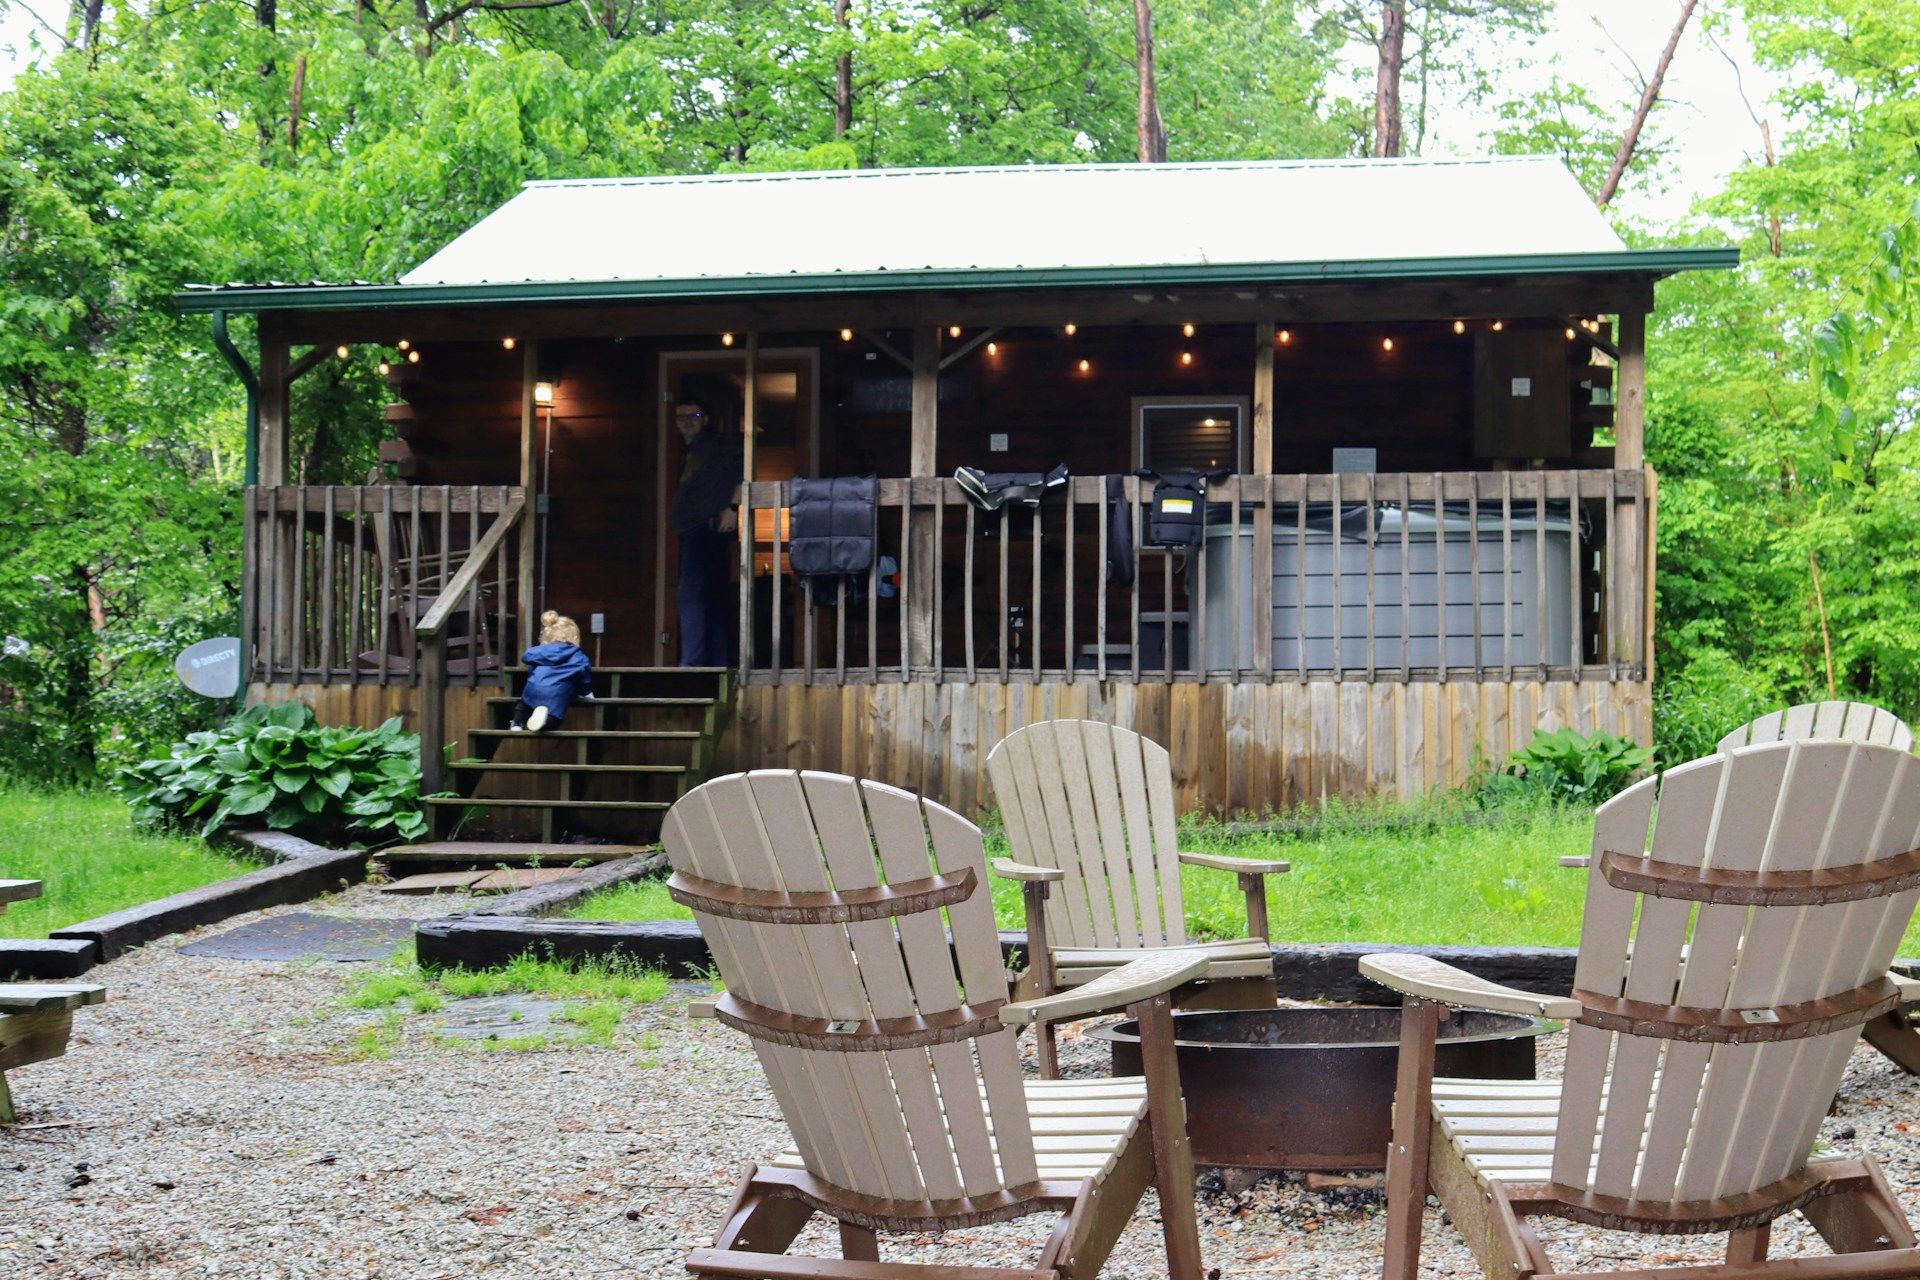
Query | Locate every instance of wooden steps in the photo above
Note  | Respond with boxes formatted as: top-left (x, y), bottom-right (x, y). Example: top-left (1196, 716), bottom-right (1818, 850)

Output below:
top-left (387, 841), bottom-right (649, 866)
top-left (432, 667), bottom-right (731, 844)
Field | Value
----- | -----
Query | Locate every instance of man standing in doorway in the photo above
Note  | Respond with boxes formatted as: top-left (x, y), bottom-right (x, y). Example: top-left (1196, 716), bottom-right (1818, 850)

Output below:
top-left (673, 397), bottom-right (741, 667)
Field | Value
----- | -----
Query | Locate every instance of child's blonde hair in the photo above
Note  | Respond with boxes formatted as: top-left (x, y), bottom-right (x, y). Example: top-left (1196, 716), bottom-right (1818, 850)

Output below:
top-left (540, 610), bottom-right (582, 646)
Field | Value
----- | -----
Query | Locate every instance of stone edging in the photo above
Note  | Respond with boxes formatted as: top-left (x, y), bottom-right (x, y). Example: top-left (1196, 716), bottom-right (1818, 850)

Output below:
top-left (0, 830), bottom-right (369, 980)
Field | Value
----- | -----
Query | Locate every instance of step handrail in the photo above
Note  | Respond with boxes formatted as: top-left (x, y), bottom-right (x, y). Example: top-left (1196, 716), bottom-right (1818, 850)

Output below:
top-left (418, 492), bottom-right (527, 797)
top-left (416, 492), bottom-right (527, 640)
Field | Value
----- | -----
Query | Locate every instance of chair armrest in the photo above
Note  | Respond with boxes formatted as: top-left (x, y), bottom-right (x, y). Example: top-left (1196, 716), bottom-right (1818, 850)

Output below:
top-left (1178, 851), bottom-right (1290, 876)
top-left (687, 999), bottom-right (718, 1020)
top-left (1560, 855), bottom-right (1591, 869)
top-left (991, 858), bottom-right (1066, 883)
top-left (1359, 953), bottom-right (1582, 1021)
top-left (1002, 949), bottom-right (1210, 1027)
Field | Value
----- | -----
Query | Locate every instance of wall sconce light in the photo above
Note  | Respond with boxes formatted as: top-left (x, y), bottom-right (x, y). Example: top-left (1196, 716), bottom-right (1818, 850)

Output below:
top-left (534, 381), bottom-right (556, 407)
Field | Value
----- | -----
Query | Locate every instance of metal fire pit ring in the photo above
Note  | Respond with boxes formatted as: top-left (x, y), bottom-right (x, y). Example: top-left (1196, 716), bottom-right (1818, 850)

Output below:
top-left (1087, 1005), bottom-right (1551, 1171)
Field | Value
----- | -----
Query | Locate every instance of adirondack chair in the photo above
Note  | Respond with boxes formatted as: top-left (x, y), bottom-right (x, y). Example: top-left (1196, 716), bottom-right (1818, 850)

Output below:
top-left (985, 721), bottom-right (1286, 1077)
top-left (1563, 702), bottom-right (1920, 1075)
top-left (1366, 737), bottom-right (1920, 1280)
top-left (0, 982), bottom-right (105, 1123)
top-left (1718, 700), bottom-right (1915, 753)
top-left (663, 769), bottom-right (1210, 1280)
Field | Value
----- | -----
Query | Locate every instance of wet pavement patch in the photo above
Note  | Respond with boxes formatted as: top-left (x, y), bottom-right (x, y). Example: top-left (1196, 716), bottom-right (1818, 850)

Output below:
top-left (177, 913), bottom-right (415, 963)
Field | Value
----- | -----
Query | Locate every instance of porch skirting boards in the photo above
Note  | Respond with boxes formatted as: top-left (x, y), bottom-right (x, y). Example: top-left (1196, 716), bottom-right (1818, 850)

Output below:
top-left (254, 676), bottom-right (1651, 818)
top-left (721, 677), bottom-right (1652, 816)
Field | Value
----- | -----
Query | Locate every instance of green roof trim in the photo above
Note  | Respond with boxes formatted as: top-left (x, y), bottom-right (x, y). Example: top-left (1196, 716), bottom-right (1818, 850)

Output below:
top-left (176, 247), bottom-right (1737, 314)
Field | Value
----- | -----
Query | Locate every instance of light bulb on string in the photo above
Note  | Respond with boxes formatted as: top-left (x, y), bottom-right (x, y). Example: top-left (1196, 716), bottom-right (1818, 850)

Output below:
top-left (1452, 320), bottom-right (1465, 334)
top-left (1179, 351), bottom-right (1194, 366)
top-left (1565, 327), bottom-right (1577, 341)
top-left (335, 345), bottom-right (350, 360)
top-left (1381, 337), bottom-right (1394, 352)
top-left (1182, 322), bottom-right (1195, 338)
top-left (378, 361), bottom-right (391, 376)
top-left (948, 325), bottom-right (961, 339)
top-left (407, 349), bottom-right (421, 364)
top-left (986, 342), bottom-right (999, 356)
top-left (1277, 329), bottom-right (1292, 345)
top-left (721, 332), bottom-right (735, 347)
top-left (1063, 323), bottom-right (1077, 337)
top-left (1491, 320), bottom-right (1504, 331)
top-left (1077, 358), bottom-right (1090, 374)
top-left (502, 337), bottom-right (516, 350)
top-left (839, 328), bottom-right (853, 342)
top-left (397, 339), bottom-right (411, 352)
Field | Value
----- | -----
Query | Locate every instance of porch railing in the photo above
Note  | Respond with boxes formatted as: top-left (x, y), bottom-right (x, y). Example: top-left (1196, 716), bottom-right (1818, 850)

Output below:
top-left (243, 484), bottom-right (527, 687)
top-left (738, 469), bottom-right (1651, 686)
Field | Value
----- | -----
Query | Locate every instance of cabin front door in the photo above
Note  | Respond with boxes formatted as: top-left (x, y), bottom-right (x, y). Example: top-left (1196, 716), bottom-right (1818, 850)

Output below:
top-left (653, 349), bottom-right (819, 665)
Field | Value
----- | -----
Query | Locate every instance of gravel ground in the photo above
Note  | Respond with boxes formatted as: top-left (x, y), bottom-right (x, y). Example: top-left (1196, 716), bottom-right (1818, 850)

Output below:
top-left (6, 886), bottom-right (1920, 1278)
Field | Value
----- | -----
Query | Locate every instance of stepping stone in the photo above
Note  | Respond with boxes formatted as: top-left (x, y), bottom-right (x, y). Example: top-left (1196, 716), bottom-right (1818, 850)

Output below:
top-left (177, 913), bottom-right (414, 963)
top-left (434, 994), bottom-right (572, 1041)
top-left (470, 867), bottom-right (583, 892)
top-left (380, 871), bottom-right (489, 895)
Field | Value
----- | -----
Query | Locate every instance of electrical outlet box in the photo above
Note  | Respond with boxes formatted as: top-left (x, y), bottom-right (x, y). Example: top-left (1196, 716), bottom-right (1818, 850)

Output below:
top-left (1511, 377), bottom-right (1532, 398)
top-left (990, 433), bottom-right (1009, 453)
top-left (590, 613), bottom-right (606, 634)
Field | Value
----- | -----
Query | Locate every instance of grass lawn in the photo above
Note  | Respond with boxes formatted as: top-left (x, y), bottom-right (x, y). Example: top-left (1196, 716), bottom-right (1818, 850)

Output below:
top-left (0, 785), bottom-right (251, 939)
top-left (567, 801), bottom-right (1920, 955)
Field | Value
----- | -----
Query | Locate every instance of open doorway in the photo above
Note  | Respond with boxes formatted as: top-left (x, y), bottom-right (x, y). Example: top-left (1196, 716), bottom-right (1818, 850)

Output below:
top-left (653, 349), bottom-right (819, 665)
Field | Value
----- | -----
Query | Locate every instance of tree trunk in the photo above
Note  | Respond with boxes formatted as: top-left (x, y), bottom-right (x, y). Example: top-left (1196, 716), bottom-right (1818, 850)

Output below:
top-left (833, 0), bottom-right (852, 138)
top-left (287, 54), bottom-right (307, 151)
top-left (1372, 0), bottom-right (1405, 157)
top-left (1595, 0), bottom-right (1697, 207)
top-left (1132, 0), bottom-right (1166, 163)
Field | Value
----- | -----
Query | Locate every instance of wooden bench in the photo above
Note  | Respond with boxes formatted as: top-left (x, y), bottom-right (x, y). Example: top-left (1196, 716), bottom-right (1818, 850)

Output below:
top-left (0, 983), bottom-right (105, 1122)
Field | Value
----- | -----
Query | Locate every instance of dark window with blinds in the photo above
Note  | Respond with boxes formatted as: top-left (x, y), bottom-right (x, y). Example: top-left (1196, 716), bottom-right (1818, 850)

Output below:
top-left (1138, 401), bottom-right (1245, 474)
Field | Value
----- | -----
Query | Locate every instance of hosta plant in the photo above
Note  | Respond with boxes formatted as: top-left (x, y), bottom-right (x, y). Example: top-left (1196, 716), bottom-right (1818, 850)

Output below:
top-left (118, 701), bottom-right (427, 843)
top-left (1504, 727), bottom-right (1654, 805)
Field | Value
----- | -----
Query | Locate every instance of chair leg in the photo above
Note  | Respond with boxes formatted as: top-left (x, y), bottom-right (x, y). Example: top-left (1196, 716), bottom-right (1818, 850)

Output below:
top-left (837, 1222), bottom-right (879, 1261)
top-left (1131, 993), bottom-right (1205, 1280)
top-left (1862, 1009), bottom-right (1920, 1076)
top-left (710, 1167), bottom-right (814, 1257)
top-left (1036, 1019), bottom-right (1061, 1080)
top-left (1383, 999), bottom-right (1444, 1280)
top-left (1727, 1223), bottom-right (1769, 1265)
top-left (0, 1071), bottom-right (13, 1125)
top-left (1803, 1158), bottom-right (1919, 1254)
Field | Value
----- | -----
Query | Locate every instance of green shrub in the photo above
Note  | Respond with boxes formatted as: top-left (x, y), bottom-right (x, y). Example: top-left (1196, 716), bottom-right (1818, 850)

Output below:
top-left (1503, 727), bottom-right (1653, 805)
top-left (116, 700), bottom-right (426, 843)
top-left (1653, 647), bottom-right (1791, 767)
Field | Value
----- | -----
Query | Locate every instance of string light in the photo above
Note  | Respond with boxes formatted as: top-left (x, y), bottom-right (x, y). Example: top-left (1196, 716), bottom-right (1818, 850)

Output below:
top-left (407, 349), bottom-right (421, 364)
top-left (1381, 337), bottom-right (1395, 352)
top-left (1565, 327), bottom-right (1577, 340)
top-left (1063, 323), bottom-right (1078, 337)
top-left (839, 328), bottom-right (854, 342)
top-left (1182, 322), bottom-right (1195, 338)
top-left (335, 345), bottom-right (350, 360)
top-left (721, 332), bottom-right (735, 347)
top-left (377, 360), bottom-right (391, 376)
top-left (1491, 320), bottom-right (1504, 331)
top-left (1077, 358), bottom-right (1091, 373)
top-left (1277, 329), bottom-right (1292, 345)
top-left (986, 341), bottom-right (999, 356)
top-left (948, 325), bottom-right (961, 339)
top-left (1452, 320), bottom-right (1466, 335)
top-left (1179, 351), bottom-right (1194, 366)
top-left (533, 381), bottom-right (555, 407)
top-left (502, 337), bottom-right (516, 350)
top-left (397, 339), bottom-right (411, 352)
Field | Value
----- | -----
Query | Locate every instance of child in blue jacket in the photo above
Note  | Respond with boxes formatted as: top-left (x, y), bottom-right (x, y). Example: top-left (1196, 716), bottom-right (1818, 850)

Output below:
top-left (512, 610), bottom-right (594, 732)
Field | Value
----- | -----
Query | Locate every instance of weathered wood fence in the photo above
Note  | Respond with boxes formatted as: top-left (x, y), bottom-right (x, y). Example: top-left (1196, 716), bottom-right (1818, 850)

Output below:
top-left (738, 469), bottom-right (1651, 686)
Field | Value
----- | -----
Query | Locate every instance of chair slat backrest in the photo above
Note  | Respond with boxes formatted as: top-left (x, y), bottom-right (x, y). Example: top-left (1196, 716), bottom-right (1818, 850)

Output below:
top-left (663, 770), bottom-right (1038, 1205)
top-left (986, 721), bottom-right (1185, 949)
top-left (1718, 701), bottom-right (1914, 753)
top-left (1553, 740), bottom-right (1920, 1205)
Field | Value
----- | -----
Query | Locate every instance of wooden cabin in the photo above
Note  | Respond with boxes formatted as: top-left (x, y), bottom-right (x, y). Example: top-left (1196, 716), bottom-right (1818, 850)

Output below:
top-left (182, 158), bottom-right (1735, 842)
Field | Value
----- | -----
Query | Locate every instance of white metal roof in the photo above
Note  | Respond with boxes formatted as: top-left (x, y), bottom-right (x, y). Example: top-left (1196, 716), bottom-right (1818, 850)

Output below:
top-left (400, 157), bottom-right (1629, 289)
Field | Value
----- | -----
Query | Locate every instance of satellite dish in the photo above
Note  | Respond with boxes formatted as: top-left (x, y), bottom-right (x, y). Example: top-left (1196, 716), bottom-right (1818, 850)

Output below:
top-left (175, 637), bottom-right (242, 699)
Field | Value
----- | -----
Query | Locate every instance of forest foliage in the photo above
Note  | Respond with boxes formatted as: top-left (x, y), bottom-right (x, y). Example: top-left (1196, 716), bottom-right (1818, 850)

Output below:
top-left (0, 0), bottom-right (1916, 783)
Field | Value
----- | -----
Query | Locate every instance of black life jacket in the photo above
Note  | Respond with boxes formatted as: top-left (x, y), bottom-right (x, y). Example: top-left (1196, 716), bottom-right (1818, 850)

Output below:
top-left (953, 464), bottom-right (1068, 512)
top-left (788, 476), bottom-right (877, 603)
top-left (1138, 468), bottom-right (1230, 549)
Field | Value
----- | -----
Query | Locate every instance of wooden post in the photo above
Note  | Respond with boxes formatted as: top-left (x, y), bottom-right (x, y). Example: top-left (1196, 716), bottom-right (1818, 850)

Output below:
top-left (740, 333), bottom-right (758, 679)
top-left (420, 630), bottom-right (445, 798)
top-left (907, 325), bottom-right (939, 674)
top-left (1253, 322), bottom-right (1275, 681)
top-left (518, 342), bottom-right (538, 653)
top-left (1613, 308), bottom-right (1647, 674)
top-left (1382, 998), bottom-right (1443, 1280)
top-left (260, 319), bottom-right (293, 668)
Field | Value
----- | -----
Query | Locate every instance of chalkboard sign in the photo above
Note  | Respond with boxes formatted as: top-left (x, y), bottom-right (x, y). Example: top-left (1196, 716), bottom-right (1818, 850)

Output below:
top-left (175, 636), bottom-right (242, 699)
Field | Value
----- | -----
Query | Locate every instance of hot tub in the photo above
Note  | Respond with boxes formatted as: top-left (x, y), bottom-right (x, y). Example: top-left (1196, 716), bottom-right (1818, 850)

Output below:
top-left (1087, 1006), bottom-right (1550, 1171)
